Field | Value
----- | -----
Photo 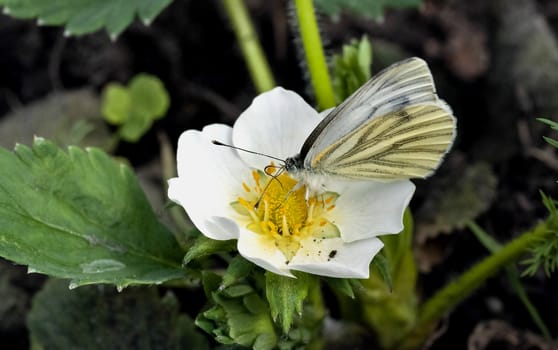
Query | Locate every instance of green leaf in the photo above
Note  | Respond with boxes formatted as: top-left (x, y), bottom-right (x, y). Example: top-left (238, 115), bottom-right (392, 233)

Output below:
top-left (537, 117), bottom-right (558, 130)
top-left (28, 279), bottom-right (209, 350)
top-left (542, 136), bottom-right (558, 148)
top-left (0, 138), bottom-right (185, 289)
top-left (265, 272), bottom-right (314, 333)
top-left (0, 0), bottom-right (173, 38)
top-left (315, 0), bottom-right (422, 21)
top-left (101, 83), bottom-right (131, 125)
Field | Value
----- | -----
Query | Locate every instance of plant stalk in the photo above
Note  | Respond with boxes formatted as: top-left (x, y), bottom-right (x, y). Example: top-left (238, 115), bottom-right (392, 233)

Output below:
top-left (399, 219), bottom-right (554, 349)
top-left (222, 0), bottom-right (276, 93)
top-left (293, 0), bottom-right (336, 110)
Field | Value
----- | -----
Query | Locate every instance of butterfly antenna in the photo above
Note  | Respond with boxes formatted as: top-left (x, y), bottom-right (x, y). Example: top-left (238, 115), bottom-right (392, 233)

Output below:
top-left (254, 165), bottom-right (286, 208)
top-left (212, 140), bottom-right (289, 209)
top-left (211, 140), bottom-right (285, 163)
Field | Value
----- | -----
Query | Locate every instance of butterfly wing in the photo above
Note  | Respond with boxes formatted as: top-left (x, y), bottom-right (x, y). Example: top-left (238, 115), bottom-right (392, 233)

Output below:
top-left (309, 103), bottom-right (455, 179)
top-left (302, 57), bottom-right (456, 180)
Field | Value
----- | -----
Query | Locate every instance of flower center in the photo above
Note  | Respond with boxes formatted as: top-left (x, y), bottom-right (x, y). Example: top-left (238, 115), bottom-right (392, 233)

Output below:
top-left (232, 169), bottom-right (340, 262)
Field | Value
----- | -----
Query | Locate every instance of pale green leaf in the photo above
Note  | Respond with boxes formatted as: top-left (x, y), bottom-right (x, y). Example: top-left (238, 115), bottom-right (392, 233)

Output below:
top-left (332, 36), bottom-right (372, 102)
top-left (0, 0), bottom-right (173, 38)
top-left (101, 83), bottom-right (131, 125)
top-left (129, 74), bottom-right (170, 120)
top-left (118, 109), bottom-right (153, 142)
top-left (100, 73), bottom-right (170, 142)
top-left (28, 279), bottom-right (209, 350)
top-left (0, 138), bottom-right (185, 289)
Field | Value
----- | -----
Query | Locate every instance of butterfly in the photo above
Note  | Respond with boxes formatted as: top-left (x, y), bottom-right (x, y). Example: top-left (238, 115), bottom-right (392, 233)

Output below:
top-left (283, 57), bottom-right (456, 192)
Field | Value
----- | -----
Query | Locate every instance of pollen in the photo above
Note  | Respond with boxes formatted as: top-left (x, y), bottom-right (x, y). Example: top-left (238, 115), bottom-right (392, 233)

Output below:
top-left (232, 168), bottom-right (339, 261)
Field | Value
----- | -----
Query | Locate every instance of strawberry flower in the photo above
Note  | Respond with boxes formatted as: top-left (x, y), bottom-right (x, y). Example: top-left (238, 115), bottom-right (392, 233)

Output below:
top-left (168, 88), bottom-right (415, 278)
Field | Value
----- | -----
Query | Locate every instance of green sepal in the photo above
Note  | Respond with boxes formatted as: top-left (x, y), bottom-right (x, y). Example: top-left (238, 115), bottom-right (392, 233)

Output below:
top-left (197, 272), bottom-right (278, 350)
top-left (265, 271), bottom-right (316, 334)
top-left (324, 277), bottom-right (356, 299)
top-left (182, 235), bottom-right (236, 266)
top-left (371, 252), bottom-right (393, 292)
top-left (221, 255), bottom-right (255, 289)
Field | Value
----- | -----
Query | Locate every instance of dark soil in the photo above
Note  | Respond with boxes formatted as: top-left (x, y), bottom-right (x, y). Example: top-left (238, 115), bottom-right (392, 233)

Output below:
top-left (0, 0), bottom-right (557, 349)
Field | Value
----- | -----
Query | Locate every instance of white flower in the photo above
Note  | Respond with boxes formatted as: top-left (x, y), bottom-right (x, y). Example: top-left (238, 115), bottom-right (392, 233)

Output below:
top-left (168, 87), bottom-right (415, 278)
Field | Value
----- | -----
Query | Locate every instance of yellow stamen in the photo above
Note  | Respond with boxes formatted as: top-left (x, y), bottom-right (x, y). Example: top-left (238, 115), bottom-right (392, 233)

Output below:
top-left (234, 168), bottom-right (340, 261)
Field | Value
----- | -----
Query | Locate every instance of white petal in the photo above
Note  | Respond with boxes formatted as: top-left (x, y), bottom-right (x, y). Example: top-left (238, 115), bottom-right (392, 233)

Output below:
top-left (168, 125), bottom-right (254, 240)
top-left (236, 228), bottom-right (295, 277)
top-left (232, 87), bottom-right (322, 169)
top-left (327, 179), bottom-right (415, 242)
top-left (288, 236), bottom-right (384, 278)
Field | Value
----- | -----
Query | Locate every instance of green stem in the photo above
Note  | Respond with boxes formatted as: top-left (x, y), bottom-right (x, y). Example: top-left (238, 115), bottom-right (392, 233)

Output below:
top-left (467, 220), bottom-right (552, 339)
top-left (222, 0), bottom-right (276, 93)
top-left (399, 219), bottom-right (554, 349)
top-left (294, 0), bottom-right (336, 110)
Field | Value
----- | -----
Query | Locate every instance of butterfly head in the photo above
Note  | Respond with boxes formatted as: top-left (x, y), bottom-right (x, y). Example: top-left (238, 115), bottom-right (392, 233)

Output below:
top-left (284, 154), bottom-right (303, 173)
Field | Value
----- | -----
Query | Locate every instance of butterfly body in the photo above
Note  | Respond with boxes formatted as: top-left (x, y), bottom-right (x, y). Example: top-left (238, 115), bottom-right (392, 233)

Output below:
top-left (283, 57), bottom-right (456, 193)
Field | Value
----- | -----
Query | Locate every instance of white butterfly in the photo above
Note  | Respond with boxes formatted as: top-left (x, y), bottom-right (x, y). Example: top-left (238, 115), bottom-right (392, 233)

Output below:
top-left (283, 57), bottom-right (456, 192)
